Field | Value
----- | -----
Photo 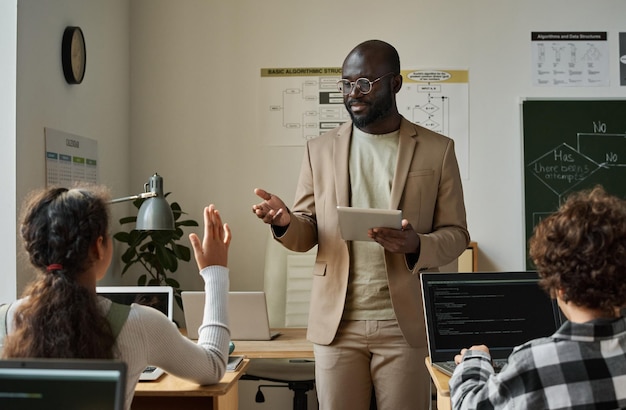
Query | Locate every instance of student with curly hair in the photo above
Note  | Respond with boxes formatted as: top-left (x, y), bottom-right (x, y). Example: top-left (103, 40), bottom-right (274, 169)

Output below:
top-left (0, 186), bottom-right (232, 410)
top-left (449, 185), bottom-right (626, 409)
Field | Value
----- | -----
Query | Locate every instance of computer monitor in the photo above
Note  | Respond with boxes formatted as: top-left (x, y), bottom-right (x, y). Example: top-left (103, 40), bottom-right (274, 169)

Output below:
top-left (0, 358), bottom-right (126, 410)
top-left (96, 286), bottom-right (173, 321)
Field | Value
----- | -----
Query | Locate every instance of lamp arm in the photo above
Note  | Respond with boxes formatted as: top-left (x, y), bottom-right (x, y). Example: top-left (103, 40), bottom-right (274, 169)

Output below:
top-left (109, 192), bottom-right (157, 204)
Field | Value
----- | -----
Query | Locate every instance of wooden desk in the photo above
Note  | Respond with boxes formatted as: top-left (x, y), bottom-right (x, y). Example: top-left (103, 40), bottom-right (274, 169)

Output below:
top-left (425, 357), bottom-right (451, 410)
top-left (231, 327), bottom-right (313, 359)
top-left (132, 359), bottom-right (249, 410)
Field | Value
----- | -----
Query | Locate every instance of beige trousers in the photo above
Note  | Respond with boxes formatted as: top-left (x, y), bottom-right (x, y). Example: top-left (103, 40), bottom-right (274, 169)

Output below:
top-left (313, 320), bottom-right (430, 410)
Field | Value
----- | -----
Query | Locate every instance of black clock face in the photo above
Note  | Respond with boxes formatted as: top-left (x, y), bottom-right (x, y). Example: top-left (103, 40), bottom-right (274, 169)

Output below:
top-left (62, 26), bottom-right (86, 84)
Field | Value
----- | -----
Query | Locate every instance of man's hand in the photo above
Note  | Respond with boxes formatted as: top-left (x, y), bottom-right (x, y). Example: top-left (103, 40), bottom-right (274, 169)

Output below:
top-left (369, 219), bottom-right (420, 254)
top-left (252, 188), bottom-right (291, 226)
top-left (189, 204), bottom-right (231, 269)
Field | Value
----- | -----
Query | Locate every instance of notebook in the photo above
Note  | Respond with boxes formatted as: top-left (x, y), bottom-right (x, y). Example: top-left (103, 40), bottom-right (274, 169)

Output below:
top-left (182, 291), bottom-right (281, 341)
top-left (421, 272), bottom-right (563, 376)
top-left (0, 358), bottom-right (126, 410)
top-left (96, 286), bottom-right (174, 381)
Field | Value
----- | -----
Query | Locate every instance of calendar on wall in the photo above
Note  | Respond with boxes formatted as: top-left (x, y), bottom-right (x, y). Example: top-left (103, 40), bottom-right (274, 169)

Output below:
top-left (45, 128), bottom-right (98, 188)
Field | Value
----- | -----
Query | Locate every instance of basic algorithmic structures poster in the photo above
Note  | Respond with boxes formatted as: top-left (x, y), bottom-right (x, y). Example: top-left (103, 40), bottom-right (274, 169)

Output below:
top-left (259, 67), bottom-right (469, 179)
top-left (45, 127), bottom-right (98, 188)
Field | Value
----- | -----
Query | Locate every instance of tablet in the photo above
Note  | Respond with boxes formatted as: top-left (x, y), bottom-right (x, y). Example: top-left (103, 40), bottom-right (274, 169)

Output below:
top-left (337, 206), bottom-right (402, 241)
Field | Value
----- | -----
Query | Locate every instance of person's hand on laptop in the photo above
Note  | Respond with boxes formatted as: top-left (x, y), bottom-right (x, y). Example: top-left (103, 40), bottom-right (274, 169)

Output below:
top-left (189, 204), bottom-right (231, 269)
top-left (454, 344), bottom-right (490, 364)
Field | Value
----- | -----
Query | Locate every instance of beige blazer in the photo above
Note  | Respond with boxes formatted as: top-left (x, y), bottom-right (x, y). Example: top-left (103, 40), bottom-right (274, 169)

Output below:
top-left (275, 117), bottom-right (469, 347)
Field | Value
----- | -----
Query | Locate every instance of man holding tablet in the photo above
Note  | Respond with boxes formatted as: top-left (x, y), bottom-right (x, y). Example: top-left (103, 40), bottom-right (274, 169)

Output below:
top-left (252, 39), bottom-right (469, 410)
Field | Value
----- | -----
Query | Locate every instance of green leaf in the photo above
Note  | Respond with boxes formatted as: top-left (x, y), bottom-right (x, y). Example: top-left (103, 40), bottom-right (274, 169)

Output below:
top-left (121, 247), bottom-right (137, 264)
top-left (132, 198), bottom-right (145, 210)
top-left (113, 194), bottom-right (199, 303)
top-left (170, 202), bottom-right (182, 220)
top-left (118, 216), bottom-right (137, 225)
top-left (121, 262), bottom-right (135, 275)
top-left (175, 244), bottom-right (191, 261)
top-left (165, 277), bottom-right (180, 288)
top-left (129, 230), bottom-right (148, 246)
top-left (113, 231), bottom-right (131, 243)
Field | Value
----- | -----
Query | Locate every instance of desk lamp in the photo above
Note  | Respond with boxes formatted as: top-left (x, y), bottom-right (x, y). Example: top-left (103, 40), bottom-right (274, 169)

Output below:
top-left (109, 173), bottom-right (175, 231)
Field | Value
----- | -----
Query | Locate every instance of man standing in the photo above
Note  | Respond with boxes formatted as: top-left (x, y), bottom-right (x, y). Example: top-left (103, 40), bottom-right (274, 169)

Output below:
top-left (253, 39), bottom-right (469, 409)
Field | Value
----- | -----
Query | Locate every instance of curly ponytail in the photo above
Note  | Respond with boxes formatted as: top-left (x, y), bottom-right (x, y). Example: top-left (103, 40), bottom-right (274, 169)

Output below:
top-left (3, 186), bottom-right (116, 359)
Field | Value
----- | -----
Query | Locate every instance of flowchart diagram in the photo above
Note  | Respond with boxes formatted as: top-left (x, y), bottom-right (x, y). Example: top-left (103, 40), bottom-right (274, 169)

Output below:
top-left (522, 99), bottom-right (626, 267)
top-left (259, 67), bottom-right (469, 178)
top-left (527, 131), bottom-right (626, 226)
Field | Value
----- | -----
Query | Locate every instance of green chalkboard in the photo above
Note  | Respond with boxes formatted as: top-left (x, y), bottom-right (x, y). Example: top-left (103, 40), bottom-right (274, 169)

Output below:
top-left (522, 99), bottom-right (626, 268)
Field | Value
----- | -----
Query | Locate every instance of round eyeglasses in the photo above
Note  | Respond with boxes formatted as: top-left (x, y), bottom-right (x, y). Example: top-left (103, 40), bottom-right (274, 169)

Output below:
top-left (336, 72), bottom-right (396, 96)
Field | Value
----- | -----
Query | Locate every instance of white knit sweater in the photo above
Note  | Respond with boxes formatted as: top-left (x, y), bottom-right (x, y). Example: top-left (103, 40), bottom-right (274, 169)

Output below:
top-left (5, 265), bottom-right (231, 410)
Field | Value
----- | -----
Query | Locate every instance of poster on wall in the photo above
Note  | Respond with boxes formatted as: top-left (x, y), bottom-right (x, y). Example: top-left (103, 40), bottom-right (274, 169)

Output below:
top-left (259, 67), bottom-right (470, 179)
top-left (531, 31), bottom-right (609, 87)
top-left (45, 127), bottom-right (98, 188)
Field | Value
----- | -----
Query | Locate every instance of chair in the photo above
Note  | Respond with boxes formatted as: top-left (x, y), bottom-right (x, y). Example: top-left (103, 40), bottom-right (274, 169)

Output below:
top-left (242, 233), bottom-right (317, 410)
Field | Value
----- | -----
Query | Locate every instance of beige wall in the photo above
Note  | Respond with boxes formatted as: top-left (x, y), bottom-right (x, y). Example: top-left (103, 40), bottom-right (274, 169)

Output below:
top-left (128, 0), bottom-right (626, 296)
top-left (10, 2), bottom-right (626, 409)
top-left (13, 0), bottom-right (626, 301)
top-left (0, 0), bottom-right (17, 302)
top-left (16, 0), bottom-right (132, 292)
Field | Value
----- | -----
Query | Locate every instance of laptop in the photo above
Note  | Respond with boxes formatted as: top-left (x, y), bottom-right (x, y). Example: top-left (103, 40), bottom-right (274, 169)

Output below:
top-left (182, 291), bottom-right (281, 341)
top-left (421, 271), bottom-right (563, 376)
top-left (96, 286), bottom-right (174, 381)
top-left (0, 358), bottom-right (126, 410)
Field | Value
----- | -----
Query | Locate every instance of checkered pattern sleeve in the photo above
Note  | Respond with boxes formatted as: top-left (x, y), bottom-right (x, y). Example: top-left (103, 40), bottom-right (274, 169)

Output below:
top-left (449, 318), bottom-right (626, 410)
top-left (449, 349), bottom-right (508, 409)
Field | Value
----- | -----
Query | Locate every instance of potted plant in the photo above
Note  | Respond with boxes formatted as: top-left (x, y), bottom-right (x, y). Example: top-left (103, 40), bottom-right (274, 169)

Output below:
top-left (113, 195), bottom-right (198, 309)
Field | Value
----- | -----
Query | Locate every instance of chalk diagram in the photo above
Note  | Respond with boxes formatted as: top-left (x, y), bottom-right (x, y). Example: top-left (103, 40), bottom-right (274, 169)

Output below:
top-left (526, 131), bottom-right (626, 226)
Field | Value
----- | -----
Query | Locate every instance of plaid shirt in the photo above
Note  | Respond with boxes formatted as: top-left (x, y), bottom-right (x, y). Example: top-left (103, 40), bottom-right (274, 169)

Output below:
top-left (449, 316), bottom-right (626, 409)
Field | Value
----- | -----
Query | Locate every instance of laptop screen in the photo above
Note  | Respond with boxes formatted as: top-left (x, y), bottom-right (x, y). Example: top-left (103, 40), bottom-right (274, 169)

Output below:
top-left (421, 272), bottom-right (563, 361)
top-left (96, 286), bottom-right (173, 321)
top-left (0, 359), bottom-right (126, 410)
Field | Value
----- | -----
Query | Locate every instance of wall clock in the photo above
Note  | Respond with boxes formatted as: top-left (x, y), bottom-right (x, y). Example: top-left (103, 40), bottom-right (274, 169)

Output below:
top-left (61, 26), bottom-right (86, 84)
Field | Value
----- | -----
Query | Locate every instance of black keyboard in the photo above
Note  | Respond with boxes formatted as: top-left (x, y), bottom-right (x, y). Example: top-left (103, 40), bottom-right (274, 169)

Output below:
top-left (434, 359), bottom-right (507, 376)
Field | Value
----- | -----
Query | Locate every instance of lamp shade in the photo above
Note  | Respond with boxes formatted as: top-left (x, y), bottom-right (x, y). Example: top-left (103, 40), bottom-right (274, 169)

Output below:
top-left (135, 173), bottom-right (175, 231)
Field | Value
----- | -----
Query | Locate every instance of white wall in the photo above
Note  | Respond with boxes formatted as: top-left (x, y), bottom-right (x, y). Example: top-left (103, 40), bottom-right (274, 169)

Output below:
top-left (0, 0), bottom-right (17, 302)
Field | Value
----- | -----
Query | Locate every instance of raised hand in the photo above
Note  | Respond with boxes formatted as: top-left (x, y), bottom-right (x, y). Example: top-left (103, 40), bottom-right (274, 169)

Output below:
top-left (189, 204), bottom-right (231, 269)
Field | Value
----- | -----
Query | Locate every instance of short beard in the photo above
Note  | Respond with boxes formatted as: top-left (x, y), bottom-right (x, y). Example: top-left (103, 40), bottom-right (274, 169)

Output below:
top-left (346, 97), bottom-right (393, 130)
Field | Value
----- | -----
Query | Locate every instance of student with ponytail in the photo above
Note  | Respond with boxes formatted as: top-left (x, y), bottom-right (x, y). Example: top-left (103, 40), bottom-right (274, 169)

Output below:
top-left (1, 186), bottom-right (232, 410)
